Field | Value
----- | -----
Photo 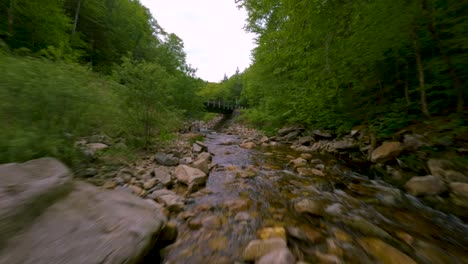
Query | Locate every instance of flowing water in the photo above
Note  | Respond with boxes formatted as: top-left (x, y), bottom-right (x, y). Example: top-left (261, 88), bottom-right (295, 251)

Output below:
top-left (160, 130), bottom-right (468, 264)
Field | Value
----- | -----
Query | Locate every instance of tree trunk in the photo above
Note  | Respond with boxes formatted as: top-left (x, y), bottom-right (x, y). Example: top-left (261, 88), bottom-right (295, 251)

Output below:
top-left (8, 0), bottom-right (14, 37)
top-left (404, 62), bottom-right (410, 106)
top-left (72, 0), bottom-right (82, 36)
top-left (413, 32), bottom-right (431, 117)
top-left (427, 18), bottom-right (463, 112)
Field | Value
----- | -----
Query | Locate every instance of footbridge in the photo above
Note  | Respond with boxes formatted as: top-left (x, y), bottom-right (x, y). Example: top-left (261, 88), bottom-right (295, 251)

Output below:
top-left (203, 100), bottom-right (245, 114)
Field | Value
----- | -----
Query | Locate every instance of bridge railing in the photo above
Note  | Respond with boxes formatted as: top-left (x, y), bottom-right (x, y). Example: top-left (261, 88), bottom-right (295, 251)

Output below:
top-left (204, 99), bottom-right (244, 110)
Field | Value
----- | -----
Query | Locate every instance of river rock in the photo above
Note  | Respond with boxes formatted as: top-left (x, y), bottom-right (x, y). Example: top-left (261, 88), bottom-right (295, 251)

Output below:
top-left (449, 182), bottom-right (468, 206)
top-left (154, 153), bottom-right (179, 166)
top-left (290, 157), bottom-right (307, 168)
top-left (0, 182), bottom-right (167, 264)
top-left (258, 227), bottom-right (286, 240)
top-left (153, 166), bottom-right (172, 187)
top-left (240, 142), bottom-right (256, 149)
top-left (371, 141), bottom-right (403, 163)
top-left (143, 178), bottom-right (158, 190)
top-left (149, 189), bottom-right (184, 212)
top-left (329, 138), bottom-right (358, 151)
top-left (202, 215), bottom-right (223, 229)
top-left (174, 165), bottom-right (207, 192)
top-left (297, 167), bottom-right (325, 177)
top-left (403, 134), bottom-right (429, 150)
top-left (293, 199), bottom-right (325, 216)
top-left (312, 129), bottom-right (333, 139)
top-left (257, 248), bottom-right (295, 264)
top-left (84, 142), bottom-right (109, 156)
top-left (278, 125), bottom-right (304, 137)
top-left (242, 238), bottom-right (287, 261)
top-left (404, 175), bottom-right (447, 196)
top-left (286, 225), bottom-right (323, 243)
top-left (223, 199), bottom-right (251, 212)
top-left (192, 141), bottom-right (207, 153)
top-left (358, 237), bottom-right (417, 264)
top-left (427, 159), bottom-right (468, 183)
top-left (0, 157), bottom-right (73, 247)
top-left (102, 180), bottom-right (117, 189)
top-left (158, 221), bottom-right (178, 246)
top-left (343, 217), bottom-right (392, 241)
top-left (192, 152), bottom-right (212, 174)
top-left (283, 130), bottom-right (302, 141)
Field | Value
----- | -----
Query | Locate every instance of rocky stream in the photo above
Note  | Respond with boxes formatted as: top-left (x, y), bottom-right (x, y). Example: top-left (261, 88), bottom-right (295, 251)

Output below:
top-left (1, 115), bottom-right (467, 264)
top-left (140, 116), bottom-right (468, 263)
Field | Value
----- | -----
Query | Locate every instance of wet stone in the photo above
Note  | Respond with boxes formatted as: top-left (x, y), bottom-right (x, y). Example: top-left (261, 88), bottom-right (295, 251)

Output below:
top-left (242, 238), bottom-right (287, 261)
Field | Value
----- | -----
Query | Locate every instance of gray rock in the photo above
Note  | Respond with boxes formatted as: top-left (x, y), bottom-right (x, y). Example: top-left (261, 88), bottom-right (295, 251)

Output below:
top-left (153, 167), bottom-right (172, 187)
top-left (154, 153), bottom-right (179, 166)
top-left (297, 136), bottom-right (315, 146)
top-left (149, 189), bottom-right (184, 212)
top-left (290, 158), bottom-right (307, 168)
top-left (0, 158), bottom-right (73, 248)
top-left (278, 126), bottom-right (304, 137)
top-left (283, 130), bottom-right (301, 141)
top-left (329, 138), bottom-right (358, 151)
top-left (404, 175), bottom-right (447, 196)
top-left (0, 182), bottom-right (166, 264)
top-left (312, 129), bottom-right (333, 138)
top-left (257, 248), bottom-right (295, 264)
top-left (403, 134), bottom-right (429, 150)
top-left (84, 143), bottom-right (109, 156)
top-left (192, 141), bottom-right (207, 153)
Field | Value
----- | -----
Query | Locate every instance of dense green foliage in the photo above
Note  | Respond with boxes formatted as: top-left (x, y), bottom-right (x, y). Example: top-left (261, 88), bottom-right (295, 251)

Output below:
top-left (0, 56), bottom-right (121, 163)
top-left (0, 0), bottom-right (204, 163)
top-left (198, 68), bottom-right (244, 105)
top-left (238, 0), bottom-right (467, 136)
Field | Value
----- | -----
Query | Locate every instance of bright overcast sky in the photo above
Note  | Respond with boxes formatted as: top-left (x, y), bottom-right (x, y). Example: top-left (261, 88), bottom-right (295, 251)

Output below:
top-left (140, 0), bottom-right (256, 82)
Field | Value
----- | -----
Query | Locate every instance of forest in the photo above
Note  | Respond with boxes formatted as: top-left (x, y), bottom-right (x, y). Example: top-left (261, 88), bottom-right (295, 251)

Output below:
top-left (0, 0), bottom-right (205, 164)
top-left (235, 0), bottom-right (467, 137)
top-left (1, 0), bottom-right (467, 165)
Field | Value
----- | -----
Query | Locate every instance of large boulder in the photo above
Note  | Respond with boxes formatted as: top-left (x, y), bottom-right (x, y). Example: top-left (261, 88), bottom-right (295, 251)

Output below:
top-left (0, 182), bottom-right (167, 264)
top-left (0, 158), bottom-right (73, 248)
top-left (371, 141), bottom-right (403, 163)
top-left (174, 165), bottom-right (208, 192)
top-left (404, 175), bottom-right (447, 196)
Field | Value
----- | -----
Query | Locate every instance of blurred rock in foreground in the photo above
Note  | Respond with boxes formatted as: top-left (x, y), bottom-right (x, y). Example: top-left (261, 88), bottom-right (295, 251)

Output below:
top-left (0, 158), bottom-right (167, 264)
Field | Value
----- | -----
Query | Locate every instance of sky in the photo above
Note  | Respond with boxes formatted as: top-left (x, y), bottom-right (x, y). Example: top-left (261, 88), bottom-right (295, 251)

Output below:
top-left (140, 0), bottom-right (256, 83)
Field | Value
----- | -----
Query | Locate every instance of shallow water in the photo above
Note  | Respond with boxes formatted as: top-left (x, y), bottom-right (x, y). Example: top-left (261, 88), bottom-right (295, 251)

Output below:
top-left (160, 131), bottom-right (468, 264)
